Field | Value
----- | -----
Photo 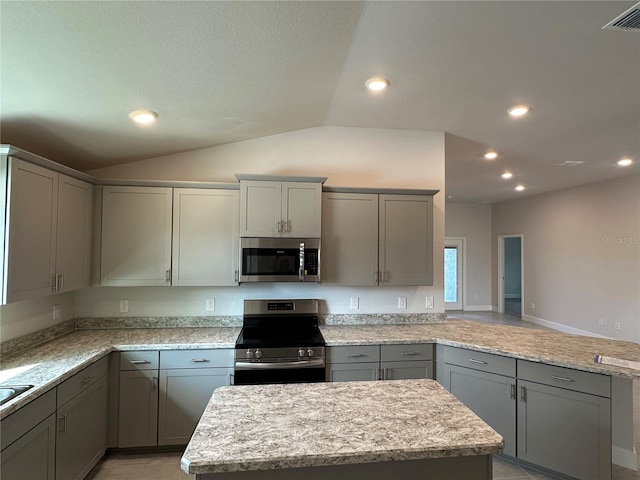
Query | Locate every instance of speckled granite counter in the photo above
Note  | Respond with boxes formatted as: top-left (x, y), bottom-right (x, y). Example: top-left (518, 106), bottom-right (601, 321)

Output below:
top-left (181, 379), bottom-right (502, 477)
top-left (1, 320), bottom-right (638, 420)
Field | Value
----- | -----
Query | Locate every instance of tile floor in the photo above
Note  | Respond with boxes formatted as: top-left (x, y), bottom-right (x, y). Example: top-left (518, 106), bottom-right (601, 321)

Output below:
top-left (87, 311), bottom-right (639, 480)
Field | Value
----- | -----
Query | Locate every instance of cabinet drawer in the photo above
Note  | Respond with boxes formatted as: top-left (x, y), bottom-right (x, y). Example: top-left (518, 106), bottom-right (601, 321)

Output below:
top-left (517, 360), bottom-right (611, 398)
top-left (443, 346), bottom-right (515, 377)
top-left (381, 343), bottom-right (433, 362)
top-left (120, 351), bottom-right (159, 371)
top-left (57, 356), bottom-right (108, 408)
top-left (160, 349), bottom-right (234, 369)
top-left (327, 345), bottom-right (380, 363)
top-left (1, 389), bottom-right (56, 450)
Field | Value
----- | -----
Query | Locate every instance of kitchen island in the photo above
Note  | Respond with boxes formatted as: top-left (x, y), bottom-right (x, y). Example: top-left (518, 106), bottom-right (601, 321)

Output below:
top-left (180, 379), bottom-right (503, 479)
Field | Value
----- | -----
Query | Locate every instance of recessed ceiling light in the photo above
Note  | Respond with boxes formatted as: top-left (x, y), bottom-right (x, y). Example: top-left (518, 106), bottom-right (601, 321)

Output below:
top-left (515, 185), bottom-right (525, 192)
top-left (618, 158), bottom-right (633, 167)
top-left (501, 172), bottom-right (513, 179)
top-left (508, 105), bottom-right (530, 117)
top-left (484, 151), bottom-right (498, 160)
top-left (365, 77), bottom-right (390, 91)
top-left (129, 110), bottom-right (158, 124)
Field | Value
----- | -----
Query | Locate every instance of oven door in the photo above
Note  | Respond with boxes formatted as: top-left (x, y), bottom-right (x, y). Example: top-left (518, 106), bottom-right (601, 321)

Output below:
top-left (239, 237), bottom-right (320, 283)
top-left (234, 358), bottom-right (326, 385)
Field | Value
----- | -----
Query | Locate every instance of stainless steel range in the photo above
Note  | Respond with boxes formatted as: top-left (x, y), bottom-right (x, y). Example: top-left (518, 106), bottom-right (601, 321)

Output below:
top-left (234, 299), bottom-right (326, 385)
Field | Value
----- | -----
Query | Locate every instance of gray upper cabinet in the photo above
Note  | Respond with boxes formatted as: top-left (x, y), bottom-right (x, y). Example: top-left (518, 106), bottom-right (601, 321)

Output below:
top-left (239, 179), bottom-right (322, 238)
top-left (321, 192), bottom-right (434, 286)
top-left (172, 188), bottom-right (239, 286)
top-left (1, 158), bottom-right (92, 303)
top-left (101, 186), bottom-right (172, 286)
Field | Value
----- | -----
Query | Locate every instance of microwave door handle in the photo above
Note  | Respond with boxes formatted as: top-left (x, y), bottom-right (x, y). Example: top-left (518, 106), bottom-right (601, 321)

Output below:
top-left (299, 242), bottom-right (305, 281)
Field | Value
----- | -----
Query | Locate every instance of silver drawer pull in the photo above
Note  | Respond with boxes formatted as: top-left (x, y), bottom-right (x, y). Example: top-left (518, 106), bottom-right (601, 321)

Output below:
top-left (80, 375), bottom-right (94, 385)
top-left (469, 358), bottom-right (488, 365)
top-left (347, 353), bottom-right (365, 358)
top-left (190, 358), bottom-right (209, 363)
top-left (401, 351), bottom-right (419, 356)
top-left (551, 375), bottom-right (575, 382)
top-left (129, 360), bottom-right (151, 365)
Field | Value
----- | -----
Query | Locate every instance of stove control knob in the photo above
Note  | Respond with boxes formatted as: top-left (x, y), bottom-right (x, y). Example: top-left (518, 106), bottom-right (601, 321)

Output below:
top-left (246, 349), bottom-right (254, 359)
top-left (307, 348), bottom-right (314, 357)
top-left (298, 349), bottom-right (305, 358)
top-left (255, 349), bottom-right (263, 359)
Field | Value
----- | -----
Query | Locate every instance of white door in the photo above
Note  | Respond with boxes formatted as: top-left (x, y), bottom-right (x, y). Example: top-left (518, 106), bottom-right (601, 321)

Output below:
top-left (444, 238), bottom-right (464, 310)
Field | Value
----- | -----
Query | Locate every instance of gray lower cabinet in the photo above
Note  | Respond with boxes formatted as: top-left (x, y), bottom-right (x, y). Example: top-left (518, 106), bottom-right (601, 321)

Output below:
top-left (438, 346), bottom-right (612, 480)
top-left (56, 376), bottom-right (108, 480)
top-left (0, 390), bottom-right (57, 480)
top-left (327, 344), bottom-right (434, 382)
top-left (517, 361), bottom-right (611, 480)
top-left (158, 349), bottom-right (234, 446)
top-left (118, 351), bottom-right (160, 448)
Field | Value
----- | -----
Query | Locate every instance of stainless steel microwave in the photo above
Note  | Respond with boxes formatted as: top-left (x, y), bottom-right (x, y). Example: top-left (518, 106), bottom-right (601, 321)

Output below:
top-left (239, 238), bottom-right (320, 283)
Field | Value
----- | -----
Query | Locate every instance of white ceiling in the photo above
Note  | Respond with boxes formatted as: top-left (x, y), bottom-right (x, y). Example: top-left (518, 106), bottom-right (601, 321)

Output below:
top-left (1, 1), bottom-right (639, 203)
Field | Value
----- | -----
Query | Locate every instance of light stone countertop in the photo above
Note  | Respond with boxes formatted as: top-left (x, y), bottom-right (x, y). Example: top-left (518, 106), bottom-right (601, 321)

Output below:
top-left (0, 320), bottom-right (638, 420)
top-left (180, 379), bottom-right (503, 475)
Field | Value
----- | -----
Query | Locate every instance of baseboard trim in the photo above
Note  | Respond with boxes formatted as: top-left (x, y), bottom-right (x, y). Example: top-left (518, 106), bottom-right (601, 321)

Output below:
top-left (463, 305), bottom-right (493, 311)
top-left (613, 445), bottom-right (638, 470)
top-left (522, 314), bottom-right (610, 338)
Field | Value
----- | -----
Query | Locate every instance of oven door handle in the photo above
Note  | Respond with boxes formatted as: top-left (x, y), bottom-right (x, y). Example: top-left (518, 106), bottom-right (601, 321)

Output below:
top-left (235, 359), bottom-right (325, 370)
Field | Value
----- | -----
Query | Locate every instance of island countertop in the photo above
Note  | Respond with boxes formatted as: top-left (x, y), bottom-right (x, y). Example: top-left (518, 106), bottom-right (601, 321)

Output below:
top-left (180, 379), bottom-right (503, 475)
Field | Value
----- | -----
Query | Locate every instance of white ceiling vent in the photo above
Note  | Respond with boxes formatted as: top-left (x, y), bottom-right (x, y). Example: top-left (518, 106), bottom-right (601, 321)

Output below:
top-left (603, 2), bottom-right (640, 32)
top-left (552, 160), bottom-right (585, 167)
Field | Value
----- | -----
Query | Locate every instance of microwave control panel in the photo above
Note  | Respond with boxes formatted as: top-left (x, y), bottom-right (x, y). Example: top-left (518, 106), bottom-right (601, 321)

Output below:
top-left (305, 250), bottom-right (318, 275)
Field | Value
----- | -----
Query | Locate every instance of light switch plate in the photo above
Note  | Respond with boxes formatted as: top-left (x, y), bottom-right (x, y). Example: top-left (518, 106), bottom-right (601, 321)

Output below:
top-left (120, 299), bottom-right (129, 313)
top-left (350, 297), bottom-right (359, 310)
top-left (206, 298), bottom-right (215, 311)
top-left (398, 297), bottom-right (407, 309)
top-left (425, 296), bottom-right (434, 309)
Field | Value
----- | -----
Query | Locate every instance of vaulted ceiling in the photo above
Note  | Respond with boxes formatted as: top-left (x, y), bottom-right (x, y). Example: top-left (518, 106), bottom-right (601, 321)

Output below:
top-left (1, 1), bottom-right (638, 202)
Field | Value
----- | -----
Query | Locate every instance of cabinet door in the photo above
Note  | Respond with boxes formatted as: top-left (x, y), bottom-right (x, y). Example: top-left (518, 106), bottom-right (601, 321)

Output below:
top-left (173, 189), bottom-right (239, 286)
top-left (239, 180), bottom-right (281, 237)
top-left (118, 370), bottom-right (159, 447)
top-left (56, 174), bottom-right (92, 293)
top-left (0, 414), bottom-right (56, 480)
top-left (4, 159), bottom-right (58, 302)
top-left (445, 364), bottom-right (516, 457)
top-left (321, 193), bottom-right (378, 285)
top-left (101, 186), bottom-right (172, 286)
top-left (158, 367), bottom-right (232, 445)
top-left (282, 182), bottom-right (322, 237)
top-left (381, 360), bottom-right (433, 381)
top-left (517, 380), bottom-right (611, 480)
top-left (327, 362), bottom-right (379, 382)
top-left (56, 376), bottom-right (107, 480)
top-left (379, 194), bottom-right (433, 286)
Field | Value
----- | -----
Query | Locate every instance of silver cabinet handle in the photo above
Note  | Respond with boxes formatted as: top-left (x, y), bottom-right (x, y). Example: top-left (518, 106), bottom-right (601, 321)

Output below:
top-left (286, 220), bottom-right (291, 233)
top-left (58, 274), bottom-right (64, 292)
top-left (234, 270), bottom-right (239, 282)
top-left (52, 275), bottom-right (57, 293)
top-left (510, 383), bottom-right (516, 400)
top-left (276, 220), bottom-right (283, 233)
top-left (80, 375), bottom-right (94, 385)
top-left (520, 385), bottom-right (527, 402)
top-left (401, 351), bottom-right (419, 356)
top-left (374, 271), bottom-right (379, 285)
top-left (165, 269), bottom-right (171, 285)
top-left (469, 358), bottom-right (488, 365)
top-left (347, 353), bottom-right (364, 358)
top-left (551, 375), bottom-right (575, 383)
top-left (129, 360), bottom-right (151, 365)
top-left (190, 358), bottom-right (209, 363)
top-left (152, 377), bottom-right (158, 389)
top-left (58, 414), bottom-right (68, 433)
top-left (299, 241), bottom-right (305, 281)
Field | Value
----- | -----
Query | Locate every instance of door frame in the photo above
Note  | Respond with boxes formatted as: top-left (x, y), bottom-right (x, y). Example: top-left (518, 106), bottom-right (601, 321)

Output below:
top-left (497, 234), bottom-right (524, 315)
top-left (444, 237), bottom-right (465, 310)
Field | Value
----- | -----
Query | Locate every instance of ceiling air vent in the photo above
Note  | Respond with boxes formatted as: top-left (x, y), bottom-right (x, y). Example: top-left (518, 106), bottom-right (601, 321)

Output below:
top-left (603, 2), bottom-right (640, 32)
top-left (553, 161), bottom-right (585, 167)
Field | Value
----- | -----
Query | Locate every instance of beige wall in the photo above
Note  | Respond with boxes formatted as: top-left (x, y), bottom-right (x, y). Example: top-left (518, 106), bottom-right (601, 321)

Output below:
top-left (492, 174), bottom-right (640, 342)
top-left (73, 126), bottom-right (446, 320)
top-left (445, 203), bottom-right (492, 310)
top-left (0, 292), bottom-right (75, 342)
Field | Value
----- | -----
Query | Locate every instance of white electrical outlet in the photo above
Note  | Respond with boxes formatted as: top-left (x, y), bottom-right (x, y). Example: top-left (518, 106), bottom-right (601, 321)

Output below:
top-left (350, 297), bottom-right (359, 310)
top-left (120, 300), bottom-right (129, 313)
top-left (614, 322), bottom-right (621, 330)
top-left (205, 298), bottom-right (215, 311)
top-left (425, 296), bottom-right (434, 309)
top-left (398, 297), bottom-right (407, 309)
top-left (53, 304), bottom-right (60, 320)
top-left (597, 318), bottom-right (605, 326)
top-left (530, 302), bottom-right (535, 310)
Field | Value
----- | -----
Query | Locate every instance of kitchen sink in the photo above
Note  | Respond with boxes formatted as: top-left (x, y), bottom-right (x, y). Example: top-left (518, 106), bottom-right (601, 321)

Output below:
top-left (0, 385), bottom-right (34, 405)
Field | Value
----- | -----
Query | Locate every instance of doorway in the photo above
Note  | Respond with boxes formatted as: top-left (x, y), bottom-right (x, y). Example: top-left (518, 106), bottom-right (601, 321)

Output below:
top-left (444, 238), bottom-right (464, 310)
top-left (498, 235), bottom-right (523, 318)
